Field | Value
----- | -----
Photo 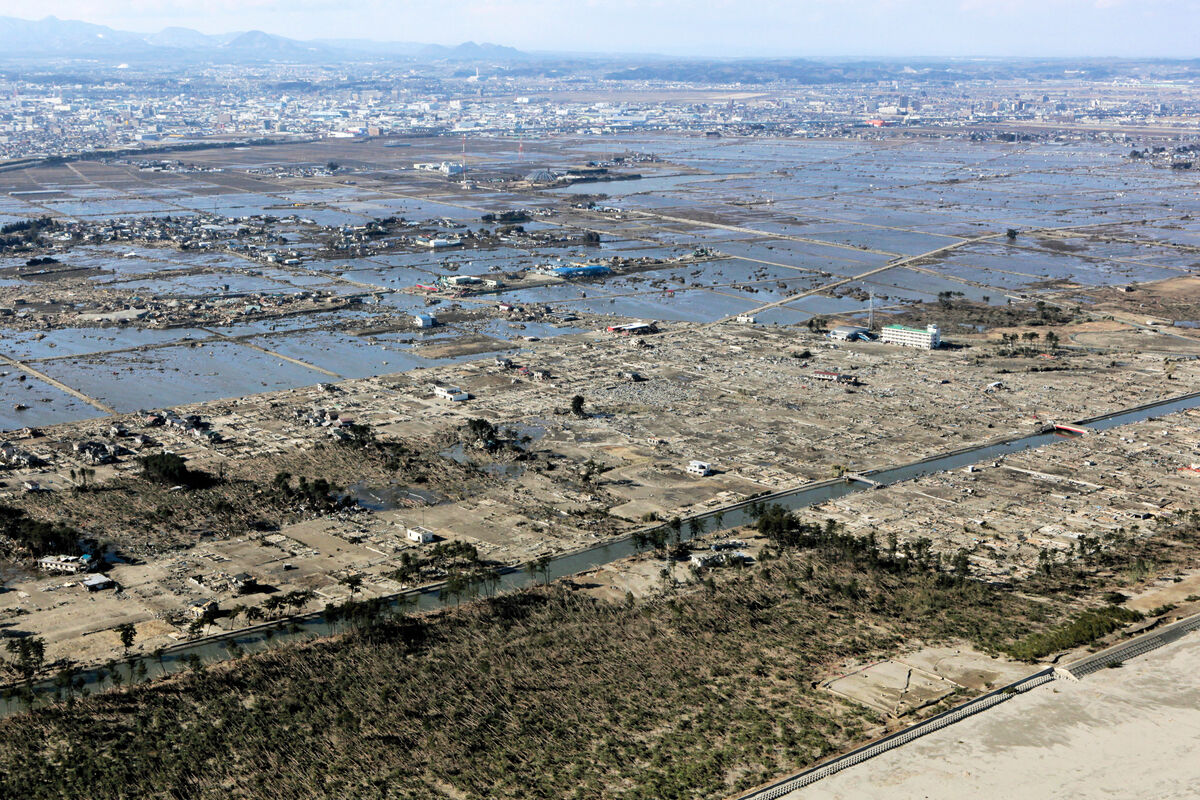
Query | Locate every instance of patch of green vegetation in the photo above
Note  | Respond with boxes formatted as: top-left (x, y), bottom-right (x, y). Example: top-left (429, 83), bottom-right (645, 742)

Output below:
top-left (1004, 606), bottom-right (1143, 662)
top-left (269, 471), bottom-right (350, 512)
top-left (0, 505), bottom-right (81, 559)
top-left (138, 452), bottom-right (211, 488)
top-left (887, 297), bottom-right (1073, 336)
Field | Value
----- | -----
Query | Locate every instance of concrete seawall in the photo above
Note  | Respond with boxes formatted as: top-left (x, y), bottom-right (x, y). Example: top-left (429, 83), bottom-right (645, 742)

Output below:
top-left (732, 670), bottom-right (1055, 800)
top-left (733, 608), bottom-right (1200, 800)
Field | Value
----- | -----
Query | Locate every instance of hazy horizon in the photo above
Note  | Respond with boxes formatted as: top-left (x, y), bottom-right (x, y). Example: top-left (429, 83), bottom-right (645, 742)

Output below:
top-left (0, 1), bottom-right (1197, 59)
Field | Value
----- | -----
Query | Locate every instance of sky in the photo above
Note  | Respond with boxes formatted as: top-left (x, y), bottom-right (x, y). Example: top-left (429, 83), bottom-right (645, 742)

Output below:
top-left (0, 0), bottom-right (1198, 58)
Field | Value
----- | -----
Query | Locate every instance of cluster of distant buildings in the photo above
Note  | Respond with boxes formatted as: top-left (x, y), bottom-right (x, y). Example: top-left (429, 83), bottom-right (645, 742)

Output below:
top-left (413, 161), bottom-right (465, 176)
top-left (3, 56), bottom-right (1198, 165)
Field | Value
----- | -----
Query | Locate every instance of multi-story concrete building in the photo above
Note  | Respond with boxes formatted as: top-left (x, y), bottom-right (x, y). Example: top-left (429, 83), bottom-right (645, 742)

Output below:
top-left (881, 324), bottom-right (941, 349)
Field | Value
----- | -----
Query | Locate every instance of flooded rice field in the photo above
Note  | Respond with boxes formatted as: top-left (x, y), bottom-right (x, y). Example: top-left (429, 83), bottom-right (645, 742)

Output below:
top-left (2, 132), bottom-right (1199, 429)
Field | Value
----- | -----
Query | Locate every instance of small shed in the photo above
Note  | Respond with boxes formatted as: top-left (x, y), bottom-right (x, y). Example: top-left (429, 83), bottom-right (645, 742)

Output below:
top-left (81, 574), bottom-right (115, 592)
top-left (407, 526), bottom-right (435, 544)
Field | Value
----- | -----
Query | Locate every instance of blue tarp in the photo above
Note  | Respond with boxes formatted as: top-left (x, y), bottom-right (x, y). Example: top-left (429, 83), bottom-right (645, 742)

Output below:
top-left (549, 265), bottom-right (611, 278)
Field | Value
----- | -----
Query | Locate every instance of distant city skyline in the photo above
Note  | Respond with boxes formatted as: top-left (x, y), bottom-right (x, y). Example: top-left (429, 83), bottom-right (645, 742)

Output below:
top-left (0, 1), bottom-right (1197, 59)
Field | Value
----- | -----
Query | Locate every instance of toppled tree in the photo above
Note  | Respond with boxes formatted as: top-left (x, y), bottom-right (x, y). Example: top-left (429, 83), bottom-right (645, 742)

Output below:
top-left (4, 636), bottom-right (45, 682)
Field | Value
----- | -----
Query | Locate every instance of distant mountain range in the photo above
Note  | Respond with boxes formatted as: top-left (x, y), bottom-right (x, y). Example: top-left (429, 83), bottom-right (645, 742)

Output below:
top-left (0, 15), bottom-right (532, 63)
top-left (1, 14), bottom-right (1197, 81)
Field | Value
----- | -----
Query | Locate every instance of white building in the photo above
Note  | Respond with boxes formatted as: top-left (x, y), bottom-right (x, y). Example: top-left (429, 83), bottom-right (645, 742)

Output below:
top-left (412, 313), bottom-right (437, 328)
top-left (413, 161), bottom-right (465, 176)
top-left (687, 460), bottom-right (712, 476)
top-left (418, 237), bottom-right (460, 249)
top-left (433, 385), bottom-right (468, 402)
top-left (38, 554), bottom-right (91, 574)
top-left (407, 526), bottom-right (435, 544)
top-left (881, 324), bottom-right (941, 350)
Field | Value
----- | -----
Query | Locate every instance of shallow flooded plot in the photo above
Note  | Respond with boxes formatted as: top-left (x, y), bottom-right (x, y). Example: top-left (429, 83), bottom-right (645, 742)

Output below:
top-left (463, 319), bottom-right (586, 341)
top-left (249, 329), bottom-right (433, 379)
top-left (358, 197), bottom-right (483, 222)
top-left (173, 193), bottom-right (293, 217)
top-left (2, 327), bottom-right (214, 361)
top-left (0, 373), bottom-right (105, 432)
top-left (45, 199), bottom-right (184, 218)
top-left (102, 270), bottom-right (304, 296)
top-left (373, 293), bottom-right (453, 315)
top-left (494, 283), bottom-right (607, 305)
top-left (866, 266), bottom-right (995, 302)
top-left (2, 244), bottom-right (236, 283)
top-left (784, 293), bottom-right (875, 316)
top-left (1022, 235), bottom-right (1197, 273)
top-left (36, 340), bottom-right (331, 412)
top-left (918, 240), bottom-right (1186, 289)
top-left (339, 266), bottom-right (441, 290)
top-left (299, 208), bottom-right (375, 226)
top-left (717, 239), bottom-right (892, 273)
top-left (547, 173), bottom-right (721, 197)
top-left (923, 258), bottom-right (1050, 292)
top-left (561, 287), bottom-right (761, 322)
top-left (800, 226), bottom-right (961, 256)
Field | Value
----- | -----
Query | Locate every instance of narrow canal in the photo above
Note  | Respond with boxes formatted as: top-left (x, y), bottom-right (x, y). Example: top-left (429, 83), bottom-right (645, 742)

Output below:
top-left (4, 389), bottom-right (1199, 714)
